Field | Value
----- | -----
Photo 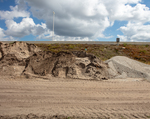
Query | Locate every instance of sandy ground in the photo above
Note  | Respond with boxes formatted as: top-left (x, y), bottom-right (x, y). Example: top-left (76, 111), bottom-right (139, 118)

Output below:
top-left (0, 77), bottom-right (150, 119)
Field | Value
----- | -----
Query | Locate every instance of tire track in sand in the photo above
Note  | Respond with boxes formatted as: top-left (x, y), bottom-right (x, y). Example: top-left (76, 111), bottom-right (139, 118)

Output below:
top-left (0, 78), bottom-right (150, 118)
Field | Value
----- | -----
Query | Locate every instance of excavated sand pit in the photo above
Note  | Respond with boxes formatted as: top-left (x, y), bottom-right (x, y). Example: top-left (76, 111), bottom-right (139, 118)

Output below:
top-left (0, 41), bottom-right (108, 80)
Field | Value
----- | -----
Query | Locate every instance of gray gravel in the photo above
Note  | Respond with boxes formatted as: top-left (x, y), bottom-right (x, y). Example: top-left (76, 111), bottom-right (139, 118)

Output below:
top-left (105, 56), bottom-right (150, 81)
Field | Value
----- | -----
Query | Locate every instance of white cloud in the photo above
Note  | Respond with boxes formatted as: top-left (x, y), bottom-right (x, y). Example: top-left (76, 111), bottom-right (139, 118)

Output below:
top-left (0, 5), bottom-right (30, 20)
top-left (109, 3), bottom-right (150, 23)
top-left (0, 28), bottom-right (16, 41)
top-left (36, 30), bottom-right (52, 40)
top-left (1, 0), bottom-right (150, 41)
top-left (17, 0), bottom-right (112, 39)
top-left (118, 22), bottom-right (150, 42)
top-left (0, 28), bottom-right (5, 38)
top-left (14, 0), bottom-right (150, 41)
top-left (4, 18), bottom-right (49, 38)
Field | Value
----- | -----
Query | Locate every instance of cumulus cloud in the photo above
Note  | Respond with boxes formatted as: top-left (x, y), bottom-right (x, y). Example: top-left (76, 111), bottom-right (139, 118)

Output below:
top-left (17, 0), bottom-right (113, 40)
top-left (0, 28), bottom-right (5, 38)
top-left (0, 5), bottom-right (30, 20)
top-left (0, 3), bottom-right (51, 40)
top-left (118, 22), bottom-right (150, 42)
top-left (4, 17), bottom-right (49, 38)
top-left (14, 0), bottom-right (150, 41)
top-left (0, 28), bottom-right (16, 41)
top-left (108, 3), bottom-right (150, 23)
top-left (1, 0), bottom-right (150, 41)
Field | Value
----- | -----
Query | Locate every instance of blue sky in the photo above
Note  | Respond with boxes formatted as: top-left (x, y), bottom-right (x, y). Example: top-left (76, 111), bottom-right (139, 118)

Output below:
top-left (0, 0), bottom-right (150, 41)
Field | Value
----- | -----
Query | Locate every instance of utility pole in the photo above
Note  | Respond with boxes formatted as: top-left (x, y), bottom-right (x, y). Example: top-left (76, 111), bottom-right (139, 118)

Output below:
top-left (53, 11), bottom-right (55, 41)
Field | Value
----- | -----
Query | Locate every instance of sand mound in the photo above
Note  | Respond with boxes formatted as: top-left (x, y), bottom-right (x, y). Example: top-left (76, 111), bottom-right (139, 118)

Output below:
top-left (0, 41), bottom-right (41, 60)
top-left (23, 51), bottom-right (108, 80)
top-left (105, 56), bottom-right (150, 81)
top-left (0, 42), bottom-right (108, 80)
top-left (0, 42), bottom-right (41, 77)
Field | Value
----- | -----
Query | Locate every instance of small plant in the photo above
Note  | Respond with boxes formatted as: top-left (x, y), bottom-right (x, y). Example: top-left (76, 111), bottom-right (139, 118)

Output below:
top-left (114, 48), bottom-right (119, 53)
top-left (121, 116), bottom-right (127, 119)
top-left (68, 44), bottom-right (75, 49)
top-left (123, 43), bottom-right (127, 47)
top-left (139, 50), bottom-right (147, 54)
top-left (49, 44), bottom-right (61, 49)
top-left (9, 41), bottom-right (16, 44)
top-left (145, 115), bottom-right (150, 118)
top-left (145, 44), bottom-right (149, 47)
top-left (47, 44), bottom-right (51, 47)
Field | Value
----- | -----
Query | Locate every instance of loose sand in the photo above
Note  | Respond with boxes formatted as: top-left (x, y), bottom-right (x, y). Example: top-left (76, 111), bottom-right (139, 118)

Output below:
top-left (1, 42), bottom-right (150, 118)
top-left (0, 77), bottom-right (150, 119)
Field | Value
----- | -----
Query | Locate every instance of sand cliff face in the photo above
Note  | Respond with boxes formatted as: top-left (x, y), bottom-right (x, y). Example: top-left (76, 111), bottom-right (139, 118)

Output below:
top-left (23, 51), bottom-right (108, 80)
top-left (0, 42), bottom-right (108, 80)
top-left (0, 42), bottom-right (41, 78)
top-left (0, 41), bottom-right (41, 60)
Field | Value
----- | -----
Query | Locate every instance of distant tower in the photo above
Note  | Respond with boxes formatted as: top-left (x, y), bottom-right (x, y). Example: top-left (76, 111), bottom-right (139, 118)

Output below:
top-left (116, 38), bottom-right (120, 46)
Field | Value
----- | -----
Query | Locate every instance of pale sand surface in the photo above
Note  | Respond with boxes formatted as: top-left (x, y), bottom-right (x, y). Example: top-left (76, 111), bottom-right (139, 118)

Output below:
top-left (0, 77), bottom-right (150, 119)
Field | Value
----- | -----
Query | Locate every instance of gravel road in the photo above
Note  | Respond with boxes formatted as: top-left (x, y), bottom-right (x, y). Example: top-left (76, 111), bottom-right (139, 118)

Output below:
top-left (0, 77), bottom-right (150, 119)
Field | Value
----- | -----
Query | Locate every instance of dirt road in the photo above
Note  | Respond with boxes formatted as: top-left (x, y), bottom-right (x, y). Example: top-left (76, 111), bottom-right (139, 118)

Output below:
top-left (0, 77), bottom-right (150, 119)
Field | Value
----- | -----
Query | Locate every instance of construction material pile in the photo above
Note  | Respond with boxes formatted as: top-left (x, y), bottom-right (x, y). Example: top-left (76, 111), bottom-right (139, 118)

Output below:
top-left (105, 56), bottom-right (150, 81)
top-left (1, 41), bottom-right (150, 81)
top-left (0, 42), bottom-right (108, 80)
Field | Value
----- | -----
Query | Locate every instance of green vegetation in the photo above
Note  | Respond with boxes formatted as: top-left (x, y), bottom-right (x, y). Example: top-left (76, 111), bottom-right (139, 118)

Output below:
top-left (123, 43), bottom-right (127, 47)
top-left (35, 43), bottom-right (150, 64)
top-left (147, 116), bottom-right (150, 118)
top-left (123, 44), bottom-right (150, 64)
top-left (9, 41), bottom-right (16, 44)
top-left (145, 44), bottom-right (149, 47)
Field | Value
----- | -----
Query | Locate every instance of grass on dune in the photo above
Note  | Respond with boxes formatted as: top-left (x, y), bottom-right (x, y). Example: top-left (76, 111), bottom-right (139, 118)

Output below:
top-left (35, 43), bottom-right (150, 64)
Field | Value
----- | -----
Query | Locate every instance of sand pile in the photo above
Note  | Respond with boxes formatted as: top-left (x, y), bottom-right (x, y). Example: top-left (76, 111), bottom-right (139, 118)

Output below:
top-left (0, 42), bottom-right (41, 77)
top-left (105, 56), bottom-right (150, 81)
top-left (1, 41), bottom-right (149, 81)
top-left (0, 41), bottom-right (41, 60)
top-left (23, 51), bottom-right (108, 80)
top-left (0, 42), bottom-right (108, 80)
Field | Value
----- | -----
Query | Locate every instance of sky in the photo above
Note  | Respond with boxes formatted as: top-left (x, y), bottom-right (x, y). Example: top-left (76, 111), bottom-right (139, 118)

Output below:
top-left (0, 0), bottom-right (150, 42)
